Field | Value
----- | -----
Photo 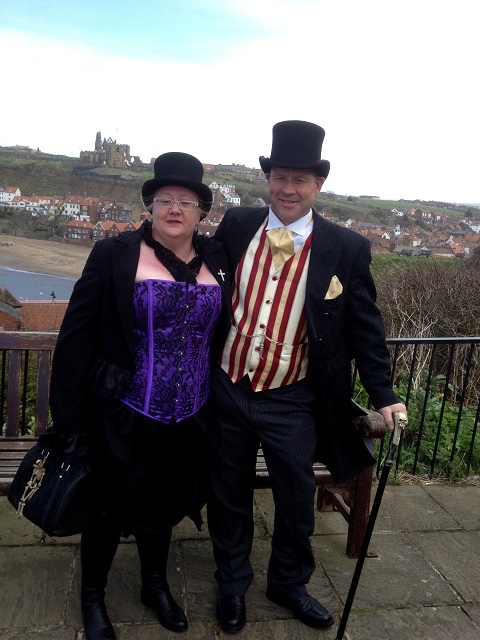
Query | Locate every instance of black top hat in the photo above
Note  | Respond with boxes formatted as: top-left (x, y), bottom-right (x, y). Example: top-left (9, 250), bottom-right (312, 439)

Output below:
top-left (142, 152), bottom-right (213, 211)
top-left (259, 120), bottom-right (330, 178)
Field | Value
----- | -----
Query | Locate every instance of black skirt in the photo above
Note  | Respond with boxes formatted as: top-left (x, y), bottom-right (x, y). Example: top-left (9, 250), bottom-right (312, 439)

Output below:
top-left (92, 399), bottom-right (208, 533)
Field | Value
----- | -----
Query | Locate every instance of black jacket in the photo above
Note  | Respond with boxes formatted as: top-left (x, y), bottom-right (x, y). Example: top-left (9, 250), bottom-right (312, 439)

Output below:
top-left (49, 230), bottom-right (232, 434)
top-left (214, 207), bottom-right (399, 482)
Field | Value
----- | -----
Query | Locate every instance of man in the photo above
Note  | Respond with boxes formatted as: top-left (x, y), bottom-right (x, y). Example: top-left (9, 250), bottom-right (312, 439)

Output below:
top-left (207, 120), bottom-right (407, 633)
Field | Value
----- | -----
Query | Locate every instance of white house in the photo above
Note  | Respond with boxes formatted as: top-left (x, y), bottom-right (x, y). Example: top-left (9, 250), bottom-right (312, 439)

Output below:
top-left (64, 197), bottom-right (82, 218)
top-left (225, 193), bottom-right (241, 206)
top-left (0, 186), bottom-right (21, 203)
top-left (220, 184), bottom-right (236, 195)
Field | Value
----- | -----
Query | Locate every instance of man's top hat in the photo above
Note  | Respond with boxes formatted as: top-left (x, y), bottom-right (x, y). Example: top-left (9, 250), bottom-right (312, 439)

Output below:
top-left (259, 120), bottom-right (330, 178)
top-left (142, 152), bottom-right (213, 210)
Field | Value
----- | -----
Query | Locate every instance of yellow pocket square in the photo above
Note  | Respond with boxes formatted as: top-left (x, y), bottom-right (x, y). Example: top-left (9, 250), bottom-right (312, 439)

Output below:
top-left (324, 275), bottom-right (343, 300)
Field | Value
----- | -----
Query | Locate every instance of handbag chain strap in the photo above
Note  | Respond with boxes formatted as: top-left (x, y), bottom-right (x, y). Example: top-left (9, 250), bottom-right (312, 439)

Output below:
top-left (17, 452), bottom-right (49, 517)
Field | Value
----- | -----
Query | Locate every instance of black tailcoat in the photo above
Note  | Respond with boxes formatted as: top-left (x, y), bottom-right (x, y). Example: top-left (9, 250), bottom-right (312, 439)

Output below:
top-left (214, 207), bottom-right (399, 482)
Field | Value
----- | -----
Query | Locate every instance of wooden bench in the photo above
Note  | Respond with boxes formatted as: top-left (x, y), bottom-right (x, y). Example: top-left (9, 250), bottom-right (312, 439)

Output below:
top-left (0, 330), bottom-right (385, 557)
top-left (0, 331), bottom-right (57, 495)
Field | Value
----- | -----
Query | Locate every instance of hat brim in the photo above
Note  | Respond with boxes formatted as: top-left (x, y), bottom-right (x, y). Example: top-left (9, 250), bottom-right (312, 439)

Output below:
top-left (259, 157), bottom-right (330, 179)
top-left (142, 176), bottom-right (213, 210)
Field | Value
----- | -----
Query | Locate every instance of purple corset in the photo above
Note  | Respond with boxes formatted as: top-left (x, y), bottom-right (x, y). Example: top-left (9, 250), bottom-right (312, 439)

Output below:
top-left (122, 279), bottom-right (222, 423)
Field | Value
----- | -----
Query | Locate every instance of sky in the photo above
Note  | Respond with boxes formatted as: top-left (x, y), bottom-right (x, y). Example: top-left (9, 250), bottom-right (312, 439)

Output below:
top-left (1, 0), bottom-right (479, 204)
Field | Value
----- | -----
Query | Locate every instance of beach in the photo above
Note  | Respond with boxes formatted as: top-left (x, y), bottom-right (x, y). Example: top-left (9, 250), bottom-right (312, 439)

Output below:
top-left (0, 235), bottom-right (91, 278)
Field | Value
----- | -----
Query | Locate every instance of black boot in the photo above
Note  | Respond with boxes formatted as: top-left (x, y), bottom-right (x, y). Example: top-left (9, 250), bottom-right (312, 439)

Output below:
top-left (81, 585), bottom-right (116, 640)
top-left (80, 515), bottom-right (121, 640)
top-left (136, 528), bottom-right (188, 633)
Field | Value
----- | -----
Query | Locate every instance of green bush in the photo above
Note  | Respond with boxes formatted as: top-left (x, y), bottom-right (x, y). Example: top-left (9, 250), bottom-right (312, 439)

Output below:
top-left (354, 374), bottom-right (480, 480)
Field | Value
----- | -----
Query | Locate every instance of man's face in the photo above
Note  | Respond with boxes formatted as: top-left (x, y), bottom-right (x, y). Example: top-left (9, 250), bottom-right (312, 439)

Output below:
top-left (266, 167), bottom-right (325, 225)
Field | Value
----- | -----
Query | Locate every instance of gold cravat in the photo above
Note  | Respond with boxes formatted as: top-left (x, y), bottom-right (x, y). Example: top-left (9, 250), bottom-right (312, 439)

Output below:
top-left (266, 227), bottom-right (295, 270)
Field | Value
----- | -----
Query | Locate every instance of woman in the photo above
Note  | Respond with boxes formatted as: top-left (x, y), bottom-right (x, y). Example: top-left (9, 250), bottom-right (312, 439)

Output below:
top-left (49, 152), bottom-right (231, 639)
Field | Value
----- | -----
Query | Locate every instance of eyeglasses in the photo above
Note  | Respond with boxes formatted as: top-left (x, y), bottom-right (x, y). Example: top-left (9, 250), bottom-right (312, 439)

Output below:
top-left (153, 198), bottom-right (199, 211)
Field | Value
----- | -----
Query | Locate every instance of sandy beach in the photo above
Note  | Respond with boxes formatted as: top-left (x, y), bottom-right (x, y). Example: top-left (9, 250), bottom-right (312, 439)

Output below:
top-left (0, 235), bottom-right (91, 278)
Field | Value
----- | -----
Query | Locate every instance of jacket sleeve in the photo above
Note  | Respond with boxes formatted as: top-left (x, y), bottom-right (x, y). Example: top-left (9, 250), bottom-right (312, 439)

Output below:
top-left (49, 242), bottom-right (106, 433)
top-left (345, 239), bottom-right (399, 409)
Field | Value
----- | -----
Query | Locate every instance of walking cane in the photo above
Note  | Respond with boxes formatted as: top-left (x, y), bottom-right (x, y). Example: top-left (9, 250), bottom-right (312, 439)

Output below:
top-left (336, 411), bottom-right (407, 640)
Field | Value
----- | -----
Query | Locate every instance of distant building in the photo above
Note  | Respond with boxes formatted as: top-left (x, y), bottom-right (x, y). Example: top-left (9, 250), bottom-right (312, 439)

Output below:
top-left (65, 219), bottom-right (94, 242)
top-left (96, 201), bottom-right (134, 223)
top-left (0, 186), bottom-right (21, 203)
top-left (20, 301), bottom-right (69, 331)
top-left (0, 286), bottom-right (23, 330)
top-left (80, 131), bottom-right (143, 168)
top-left (92, 220), bottom-right (140, 242)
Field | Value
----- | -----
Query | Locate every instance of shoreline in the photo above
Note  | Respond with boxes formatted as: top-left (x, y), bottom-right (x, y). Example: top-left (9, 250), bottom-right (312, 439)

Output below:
top-left (0, 235), bottom-right (91, 278)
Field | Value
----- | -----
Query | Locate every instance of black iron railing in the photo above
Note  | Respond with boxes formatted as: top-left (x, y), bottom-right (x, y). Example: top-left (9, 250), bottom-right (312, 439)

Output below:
top-left (2, 332), bottom-right (480, 479)
top-left (354, 337), bottom-right (480, 479)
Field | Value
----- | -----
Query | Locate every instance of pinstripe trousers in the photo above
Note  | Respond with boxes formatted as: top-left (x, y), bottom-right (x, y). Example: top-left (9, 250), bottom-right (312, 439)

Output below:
top-left (207, 365), bottom-right (318, 597)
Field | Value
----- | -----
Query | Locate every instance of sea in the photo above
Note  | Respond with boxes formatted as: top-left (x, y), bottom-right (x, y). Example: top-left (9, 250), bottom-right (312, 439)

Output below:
top-left (0, 265), bottom-right (77, 301)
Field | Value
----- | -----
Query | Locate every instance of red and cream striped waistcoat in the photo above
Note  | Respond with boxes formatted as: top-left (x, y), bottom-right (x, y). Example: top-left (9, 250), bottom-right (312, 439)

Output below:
top-left (220, 221), bottom-right (311, 391)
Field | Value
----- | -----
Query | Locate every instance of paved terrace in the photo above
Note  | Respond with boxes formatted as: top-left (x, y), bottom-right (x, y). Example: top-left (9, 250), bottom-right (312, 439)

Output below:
top-left (1, 483), bottom-right (479, 640)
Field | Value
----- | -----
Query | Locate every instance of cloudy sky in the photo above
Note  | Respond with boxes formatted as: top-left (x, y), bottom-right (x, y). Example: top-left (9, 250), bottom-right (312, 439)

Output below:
top-left (1, 0), bottom-right (478, 203)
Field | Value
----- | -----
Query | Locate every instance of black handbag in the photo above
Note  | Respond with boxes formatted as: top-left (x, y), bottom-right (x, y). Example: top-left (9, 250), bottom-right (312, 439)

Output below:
top-left (7, 430), bottom-right (98, 537)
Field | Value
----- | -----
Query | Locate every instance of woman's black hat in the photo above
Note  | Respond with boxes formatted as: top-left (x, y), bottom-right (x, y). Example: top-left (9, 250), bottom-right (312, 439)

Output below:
top-left (259, 120), bottom-right (330, 178)
top-left (142, 152), bottom-right (213, 210)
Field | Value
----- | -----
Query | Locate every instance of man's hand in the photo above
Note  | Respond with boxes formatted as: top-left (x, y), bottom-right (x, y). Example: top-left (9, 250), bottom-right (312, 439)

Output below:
top-left (378, 403), bottom-right (408, 431)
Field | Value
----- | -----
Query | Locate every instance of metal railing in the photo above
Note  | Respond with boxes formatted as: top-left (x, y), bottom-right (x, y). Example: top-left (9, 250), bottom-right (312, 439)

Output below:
top-left (2, 332), bottom-right (480, 479)
top-left (354, 337), bottom-right (480, 479)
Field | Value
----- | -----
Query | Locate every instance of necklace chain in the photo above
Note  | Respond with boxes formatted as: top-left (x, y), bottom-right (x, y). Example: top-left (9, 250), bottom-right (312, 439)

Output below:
top-left (232, 324), bottom-right (303, 359)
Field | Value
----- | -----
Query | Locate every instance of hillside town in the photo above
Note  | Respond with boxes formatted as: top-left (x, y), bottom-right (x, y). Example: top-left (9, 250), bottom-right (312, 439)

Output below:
top-left (1, 178), bottom-right (480, 259)
top-left (0, 179), bottom-right (245, 241)
top-left (1, 132), bottom-right (480, 258)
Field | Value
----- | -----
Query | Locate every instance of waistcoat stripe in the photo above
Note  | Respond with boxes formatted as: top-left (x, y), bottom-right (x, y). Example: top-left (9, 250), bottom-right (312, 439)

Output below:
top-left (252, 236), bottom-right (312, 389)
top-left (228, 228), bottom-right (270, 379)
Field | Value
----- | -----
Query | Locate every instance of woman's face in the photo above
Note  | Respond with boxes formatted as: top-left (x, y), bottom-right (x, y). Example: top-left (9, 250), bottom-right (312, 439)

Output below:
top-left (150, 185), bottom-right (201, 244)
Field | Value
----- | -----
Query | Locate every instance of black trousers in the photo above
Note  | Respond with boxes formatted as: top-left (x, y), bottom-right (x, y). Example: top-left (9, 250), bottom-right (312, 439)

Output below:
top-left (207, 366), bottom-right (317, 597)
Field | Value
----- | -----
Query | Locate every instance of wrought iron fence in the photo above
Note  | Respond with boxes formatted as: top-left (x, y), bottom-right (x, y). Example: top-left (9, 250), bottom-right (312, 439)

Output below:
top-left (2, 333), bottom-right (480, 479)
top-left (354, 337), bottom-right (480, 479)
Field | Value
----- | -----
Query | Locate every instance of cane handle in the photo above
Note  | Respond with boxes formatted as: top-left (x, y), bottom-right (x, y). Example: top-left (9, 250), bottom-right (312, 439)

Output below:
top-left (392, 411), bottom-right (407, 446)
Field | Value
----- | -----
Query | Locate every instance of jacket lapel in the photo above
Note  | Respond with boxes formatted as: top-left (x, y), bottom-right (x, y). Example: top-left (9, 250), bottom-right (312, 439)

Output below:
top-left (203, 239), bottom-right (232, 315)
top-left (227, 207), bottom-right (269, 267)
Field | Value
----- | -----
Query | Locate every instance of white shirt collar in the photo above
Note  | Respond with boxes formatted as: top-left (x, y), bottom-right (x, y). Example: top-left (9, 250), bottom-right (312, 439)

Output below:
top-left (266, 208), bottom-right (313, 237)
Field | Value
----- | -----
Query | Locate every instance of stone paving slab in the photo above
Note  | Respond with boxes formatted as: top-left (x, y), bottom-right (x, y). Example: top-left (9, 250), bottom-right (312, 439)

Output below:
top-left (423, 485), bottom-right (480, 530)
top-left (316, 532), bottom-right (461, 610)
top-left (464, 603), bottom-right (480, 627)
top-left (407, 530), bottom-right (480, 603)
top-left (0, 546), bottom-right (75, 629)
top-left (113, 621), bottom-right (217, 639)
top-left (371, 485), bottom-right (462, 532)
top-left (1, 485), bottom-right (479, 640)
top-left (0, 630), bottom-right (78, 640)
top-left (343, 605), bottom-right (480, 640)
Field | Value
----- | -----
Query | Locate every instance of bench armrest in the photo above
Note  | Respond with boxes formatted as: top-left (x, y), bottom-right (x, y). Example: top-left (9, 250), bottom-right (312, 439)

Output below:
top-left (351, 402), bottom-right (386, 439)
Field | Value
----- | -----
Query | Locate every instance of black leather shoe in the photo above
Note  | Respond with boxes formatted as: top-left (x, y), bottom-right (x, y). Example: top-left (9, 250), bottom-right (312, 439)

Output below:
top-left (216, 594), bottom-right (246, 634)
top-left (81, 587), bottom-right (116, 640)
top-left (141, 585), bottom-right (188, 633)
top-left (266, 588), bottom-right (334, 629)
